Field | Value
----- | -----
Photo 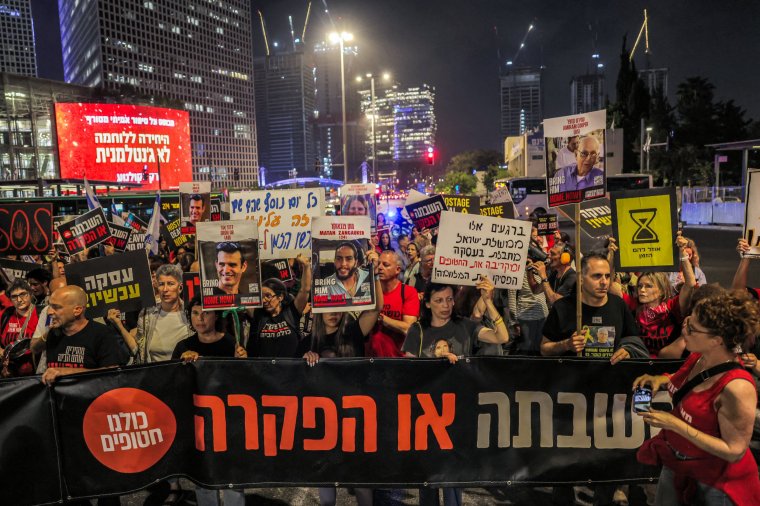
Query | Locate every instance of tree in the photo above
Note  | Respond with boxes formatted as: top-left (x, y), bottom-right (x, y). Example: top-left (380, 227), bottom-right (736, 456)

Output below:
top-left (675, 76), bottom-right (716, 149)
top-left (436, 170), bottom-right (477, 194)
top-left (446, 149), bottom-right (502, 174)
top-left (482, 165), bottom-right (500, 194)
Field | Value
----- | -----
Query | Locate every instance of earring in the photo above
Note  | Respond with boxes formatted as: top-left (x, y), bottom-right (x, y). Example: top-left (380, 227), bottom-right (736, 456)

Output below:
top-left (732, 343), bottom-right (743, 355)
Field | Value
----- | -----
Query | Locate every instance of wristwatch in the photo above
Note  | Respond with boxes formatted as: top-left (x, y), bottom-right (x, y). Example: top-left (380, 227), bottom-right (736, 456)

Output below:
top-left (541, 278), bottom-right (549, 284)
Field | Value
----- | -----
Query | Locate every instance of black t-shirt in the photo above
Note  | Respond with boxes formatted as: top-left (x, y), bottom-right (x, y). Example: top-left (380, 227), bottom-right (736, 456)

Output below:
top-left (548, 268), bottom-right (577, 298)
top-left (171, 332), bottom-right (237, 359)
top-left (46, 320), bottom-right (124, 369)
top-left (542, 294), bottom-right (638, 358)
top-left (247, 305), bottom-right (301, 358)
top-left (402, 318), bottom-right (483, 358)
top-left (311, 316), bottom-right (366, 358)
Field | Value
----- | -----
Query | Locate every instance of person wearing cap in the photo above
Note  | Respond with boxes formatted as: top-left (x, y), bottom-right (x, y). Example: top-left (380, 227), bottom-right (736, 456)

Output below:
top-left (213, 241), bottom-right (248, 295)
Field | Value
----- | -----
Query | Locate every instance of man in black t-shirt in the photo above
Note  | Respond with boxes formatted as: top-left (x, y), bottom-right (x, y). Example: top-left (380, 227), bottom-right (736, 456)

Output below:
top-left (35, 285), bottom-right (123, 385)
top-left (529, 243), bottom-right (577, 307)
top-left (540, 252), bottom-right (647, 362)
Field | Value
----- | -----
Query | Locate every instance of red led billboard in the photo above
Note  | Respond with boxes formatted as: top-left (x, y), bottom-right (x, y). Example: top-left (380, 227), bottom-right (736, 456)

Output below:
top-left (55, 103), bottom-right (192, 191)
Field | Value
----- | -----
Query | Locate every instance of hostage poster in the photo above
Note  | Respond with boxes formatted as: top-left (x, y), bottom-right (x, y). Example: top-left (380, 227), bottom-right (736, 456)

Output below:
top-left (545, 109), bottom-right (607, 207)
top-left (179, 181), bottom-right (211, 235)
top-left (196, 220), bottom-right (261, 310)
top-left (311, 216), bottom-right (376, 314)
top-left (340, 183), bottom-right (377, 228)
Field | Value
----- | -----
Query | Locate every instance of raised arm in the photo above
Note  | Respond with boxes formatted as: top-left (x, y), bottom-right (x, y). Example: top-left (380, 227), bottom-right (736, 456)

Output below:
top-left (731, 238), bottom-right (753, 291)
top-left (475, 276), bottom-right (509, 344)
top-left (358, 252), bottom-right (382, 335)
top-left (293, 254), bottom-right (312, 315)
top-left (676, 233), bottom-right (697, 317)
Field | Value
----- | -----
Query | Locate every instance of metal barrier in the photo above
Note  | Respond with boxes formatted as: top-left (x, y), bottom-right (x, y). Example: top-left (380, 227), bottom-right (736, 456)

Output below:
top-left (680, 186), bottom-right (745, 226)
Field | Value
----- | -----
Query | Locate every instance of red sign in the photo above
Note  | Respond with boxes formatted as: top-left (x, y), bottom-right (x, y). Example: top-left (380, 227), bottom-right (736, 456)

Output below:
top-left (55, 103), bottom-right (192, 191)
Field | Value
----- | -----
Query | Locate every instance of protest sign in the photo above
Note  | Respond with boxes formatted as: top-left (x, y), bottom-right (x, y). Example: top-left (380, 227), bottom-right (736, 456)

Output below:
top-left (534, 214), bottom-right (558, 236)
top-left (180, 181), bottom-right (211, 235)
top-left (488, 186), bottom-right (518, 218)
top-left (311, 216), bottom-right (375, 313)
top-left (229, 188), bottom-right (325, 260)
top-left (340, 183), bottom-right (377, 225)
top-left (0, 258), bottom-right (38, 282)
top-left (124, 212), bottom-right (147, 232)
top-left (182, 272), bottom-right (200, 307)
top-left (441, 194), bottom-right (479, 214)
top-left (57, 207), bottom-right (112, 255)
top-left (404, 189), bottom-right (428, 206)
top-left (162, 217), bottom-right (190, 249)
top-left (0, 202), bottom-right (53, 255)
top-left (262, 259), bottom-right (294, 283)
top-left (406, 194), bottom-right (447, 231)
top-left (580, 325), bottom-right (616, 359)
top-left (125, 229), bottom-right (146, 252)
top-left (64, 249), bottom-right (154, 318)
top-left (611, 187), bottom-right (679, 272)
top-left (433, 211), bottom-right (530, 289)
top-left (743, 170), bottom-right (760, 258)
top-left (105, 222), bottom-right (132, 252)
top-left (197, 220), bottom-right (261, 310)
top-left (210, 196), bottom-right (222, 221)
top-left (479, 203), bottom-right (515, 219)
top-left (52, 215), bottom-right (74, 245)
top-left (545, 109), bottom-right (606, 207)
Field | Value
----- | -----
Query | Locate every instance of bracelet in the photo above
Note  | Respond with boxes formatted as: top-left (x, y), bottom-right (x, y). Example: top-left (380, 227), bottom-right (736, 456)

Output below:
top-left (493, 316), bottom-right (504, 326)
top-left (541, 278), bottom-right (549, 284)
top-left (680, 256), bottom-right (689, 261)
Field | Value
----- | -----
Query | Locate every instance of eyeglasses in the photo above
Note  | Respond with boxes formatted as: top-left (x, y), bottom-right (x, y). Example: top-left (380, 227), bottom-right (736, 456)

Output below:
top-left (683, 316), bottom-right (715, 336)
top-left (578, 151), bottom-right (599, 159)
top-left (262, 292), bottom-right (279, 302)
top-left (9, 292), bottom-right (30, 301)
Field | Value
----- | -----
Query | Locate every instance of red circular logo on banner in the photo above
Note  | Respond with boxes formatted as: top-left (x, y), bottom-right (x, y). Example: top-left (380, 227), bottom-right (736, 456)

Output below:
top-left (82, 388), bottom-right (176, 473)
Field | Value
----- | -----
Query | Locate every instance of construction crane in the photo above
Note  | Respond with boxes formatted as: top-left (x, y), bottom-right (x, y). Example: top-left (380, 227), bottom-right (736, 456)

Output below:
top-left (302, 1), bottom-right (312, 43)
top-left (508, 22), bottom-right (535, 65)
top-left (629, 9), bottom-right (650, 61)
top-left (258, 10), bottom-right (270, 56)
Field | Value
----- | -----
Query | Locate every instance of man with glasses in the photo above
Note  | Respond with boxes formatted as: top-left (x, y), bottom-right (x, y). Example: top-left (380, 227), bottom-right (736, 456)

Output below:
top-left (412, 245), bottom-right (436, 299)
top-left (555, 135), bottom-right (605, 192)
top-left (0, 280), bottom-right (39, 376)
top-left (213, 242), bottom-right (248, 295)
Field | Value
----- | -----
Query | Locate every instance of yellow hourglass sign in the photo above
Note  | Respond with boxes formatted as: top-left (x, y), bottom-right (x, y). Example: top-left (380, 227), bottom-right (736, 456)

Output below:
top-left (629, 208), bottom-right (658, 244)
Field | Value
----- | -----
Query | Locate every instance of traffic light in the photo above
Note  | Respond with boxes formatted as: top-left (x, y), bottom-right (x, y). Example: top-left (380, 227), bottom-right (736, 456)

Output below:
top-left (375, 184), bottom-right (381, 201)
top-left (426, 147), bottom-right (435, 165)
top-left (142, 164), bottom-right (149, 183)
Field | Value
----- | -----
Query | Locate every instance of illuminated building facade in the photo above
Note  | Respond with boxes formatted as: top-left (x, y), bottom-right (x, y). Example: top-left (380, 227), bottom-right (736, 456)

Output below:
top-left (0, 0), bottom-right (37, 76)
top-left (500, 66), bottom-right (542, 139)
top-left (57, 0), bottom-right (258, 187)
top-left (570, 73), bottom-right (605, 114)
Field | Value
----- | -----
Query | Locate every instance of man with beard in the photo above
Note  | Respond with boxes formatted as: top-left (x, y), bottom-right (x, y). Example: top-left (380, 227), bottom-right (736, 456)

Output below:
top-left (213, 242), bottom-right (248, 295)
top-left (555, 135), bottom-right (604, 192)
top-left (323, 241), bottom-right (372, 305)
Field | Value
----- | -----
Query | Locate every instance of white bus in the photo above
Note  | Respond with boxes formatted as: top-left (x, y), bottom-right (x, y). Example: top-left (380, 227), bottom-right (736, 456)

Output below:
top-left (500, 174), bottom-right (653, 220)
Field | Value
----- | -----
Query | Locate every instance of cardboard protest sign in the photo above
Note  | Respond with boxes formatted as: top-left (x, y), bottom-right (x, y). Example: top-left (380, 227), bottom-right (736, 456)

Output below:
top-left (441, 194), bottom-right (479, 214)
top-left (0, 203), bottom-right (53, 255)
top-left (182, 272), bottom-right (200, 307)
top-left (57, 207), bottom-right (112, 255)
top-left (611, 187), bottom-right (678, 272)
top-left (124, 212), bottom-right (147, 232)
top-left (0, 258), bottom-right (38, 282)
top-left (488, 186), bottom-right (519, 218)
top-left (229, 188), bottom-right (325, 260)
top-left (406, 194), bottom-right (447, 231)
top-left (162, 218), bottom-right (190, 249)
top-left (432, 211), bottom-right (531, 289)
top-left (534, 214), bottom-right (558, 236)
top-left (404, 189), bottom-right (428, 206)
top-left (311, 216), bottom-right (375, 314)
top-left (262, 259), bottom-right (294, 283)
top-left (340, 183), bottom-right (377, 225)
top-left (64, 249), bottom-right (154, 318)
top-left (180, 181), bottom-right (211, 235)
top-left (105, 222), bottom-right (132, 252)
top-left (197, 220), bottom-right (261, 310)
top-left (479, 203), bottom-right (515, 219)
top-left (545, 109), bottom-right (606, 207)
top-left (743, 170), bottom-right (760, 258)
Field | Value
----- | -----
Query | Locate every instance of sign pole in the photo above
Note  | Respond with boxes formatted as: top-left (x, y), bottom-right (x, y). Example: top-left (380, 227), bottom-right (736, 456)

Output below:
top-left (574, 202), bottom-right (583, 356)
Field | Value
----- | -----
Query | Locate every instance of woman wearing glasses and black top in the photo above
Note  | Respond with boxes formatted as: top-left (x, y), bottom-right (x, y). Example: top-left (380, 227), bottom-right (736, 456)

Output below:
top-left (246, 254), bottom-right (312, 358)
top-left (633, 289), bottom-right (760, 505)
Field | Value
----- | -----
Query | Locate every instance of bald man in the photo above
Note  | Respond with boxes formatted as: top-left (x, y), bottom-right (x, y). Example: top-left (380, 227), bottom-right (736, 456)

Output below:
top-left (36, 285), bottom-right (123, 385)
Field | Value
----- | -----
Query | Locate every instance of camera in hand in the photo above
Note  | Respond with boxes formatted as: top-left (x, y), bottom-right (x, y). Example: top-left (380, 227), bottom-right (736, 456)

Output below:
top-left (632, 386), bottom-right (652, 413)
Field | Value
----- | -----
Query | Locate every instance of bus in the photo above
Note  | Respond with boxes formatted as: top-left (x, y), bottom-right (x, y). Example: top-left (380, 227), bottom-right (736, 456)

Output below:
top-left (500, 173), bottom-right (653, 220)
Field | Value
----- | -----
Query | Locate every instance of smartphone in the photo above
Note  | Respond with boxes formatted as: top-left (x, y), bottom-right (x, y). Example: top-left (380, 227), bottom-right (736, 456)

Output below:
top-left (632, 386), bottom-right (652, 413)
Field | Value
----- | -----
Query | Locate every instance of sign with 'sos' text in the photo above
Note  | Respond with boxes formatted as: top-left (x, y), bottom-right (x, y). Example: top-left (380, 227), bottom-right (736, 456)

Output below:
top-left (433, 211), bottom-right (531, 288)
top-left (0, 203), bottom-right (53, 255)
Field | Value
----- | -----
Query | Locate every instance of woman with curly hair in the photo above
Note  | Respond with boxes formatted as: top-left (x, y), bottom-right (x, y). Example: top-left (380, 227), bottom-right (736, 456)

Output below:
top-left (633, 288), bottom-right (760, 505)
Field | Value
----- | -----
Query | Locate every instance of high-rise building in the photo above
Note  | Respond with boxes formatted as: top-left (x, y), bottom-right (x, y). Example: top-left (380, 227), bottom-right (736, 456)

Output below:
top-left (500, 66), bottom-right (542, 140)
top-left (570, 73), bottom-right (605, 114)
top-left (254, 52), bottom-right (315, 184)
top-left (638, 67), bottom-right (669, 95)
top-left (313, 41), bottom-right (363, 181)
top-left (0, 1), bottom-right (37, 76)
top-left (57, 0), bottom-right (258, 188)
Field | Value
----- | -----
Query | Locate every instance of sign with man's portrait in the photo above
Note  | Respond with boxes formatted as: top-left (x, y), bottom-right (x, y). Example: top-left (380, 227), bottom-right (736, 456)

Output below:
top-left (179, 181), bottom-right (211, 235)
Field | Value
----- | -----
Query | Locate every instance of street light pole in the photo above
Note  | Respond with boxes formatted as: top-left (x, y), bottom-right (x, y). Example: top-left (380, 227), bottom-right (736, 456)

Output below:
top-left (339, 38), bottom-right (348, 183)
top-left (369, 74), bottom-right (376, 183)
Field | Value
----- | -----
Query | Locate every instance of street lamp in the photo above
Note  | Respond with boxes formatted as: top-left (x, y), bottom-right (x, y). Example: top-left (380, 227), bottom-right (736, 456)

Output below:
top-left (329, 31), bottom-right (353, 183)
top-left (357, 72), bottom-right (391, 183)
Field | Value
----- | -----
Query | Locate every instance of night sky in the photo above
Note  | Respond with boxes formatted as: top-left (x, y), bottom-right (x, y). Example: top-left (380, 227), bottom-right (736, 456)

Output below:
top-left (32, 0), bottom-right (760, 164)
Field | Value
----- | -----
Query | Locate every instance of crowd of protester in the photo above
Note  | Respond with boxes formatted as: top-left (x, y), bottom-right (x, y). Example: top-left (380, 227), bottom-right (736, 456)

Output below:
top-left (2, 208), bottom-right (760, 506)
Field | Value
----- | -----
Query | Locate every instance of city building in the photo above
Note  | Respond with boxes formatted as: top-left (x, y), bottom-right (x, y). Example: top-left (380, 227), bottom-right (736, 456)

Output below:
top-left (253, 51), bottom-right (316, 184)
top-left (57, 0), bottom-right (258, 188)
top-left (638, 67), bottom-right (669, 95)
top-left (500, 66), bottom-right (543, 140)
top-left (570, 73), bottom-right (605, 114)
top-left (313, 40), bottom-right (363, 181)
top-left (0, 0), bottom-right (37, 76)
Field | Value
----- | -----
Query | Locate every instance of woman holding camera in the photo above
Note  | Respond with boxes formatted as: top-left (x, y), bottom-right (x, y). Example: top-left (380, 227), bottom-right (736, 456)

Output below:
top-left (632, 289), bottom-right (760, 505)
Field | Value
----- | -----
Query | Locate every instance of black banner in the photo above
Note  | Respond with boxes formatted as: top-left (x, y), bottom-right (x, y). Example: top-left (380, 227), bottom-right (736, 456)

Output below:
top-left (57, 207), bottom-right (112, 255)
top-left (162, 218), bottom-right (190, 249)
top-left (534, 214), bottom-right (558, 236)
top-left (64, 249), bottom-right (155, 318)
top-left (0, 357), bottom-right (680, 502)
top-left (0, 258), bottom-right (38, 282)
top-left (406, 195), bottom-right (447, 230)
top-left (479, 203), bottom-right (515, 219)
top-left (440, 194), bottom-right (479, 214)
top-left (262, 259), bottom-right (294, 283)
top-left (0, 202), bottom-right (53, 255)
top-left (105, 222), bottom-right (132, 252)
